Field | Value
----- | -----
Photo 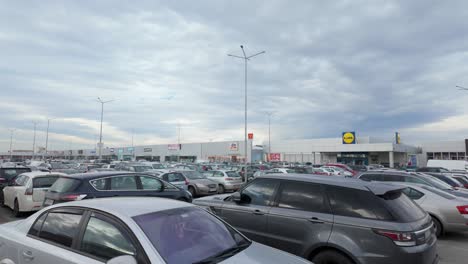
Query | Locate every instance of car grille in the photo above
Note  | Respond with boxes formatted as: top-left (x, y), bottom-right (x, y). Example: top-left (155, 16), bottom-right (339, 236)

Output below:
top-left (208, 184), bottom-right (216, 188)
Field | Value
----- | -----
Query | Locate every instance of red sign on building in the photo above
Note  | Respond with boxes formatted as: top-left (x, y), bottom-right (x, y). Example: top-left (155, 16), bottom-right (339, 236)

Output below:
top-left (248, 133), bottom-right (254, 140)
top-left (269, 153), bottom-right (281, 161)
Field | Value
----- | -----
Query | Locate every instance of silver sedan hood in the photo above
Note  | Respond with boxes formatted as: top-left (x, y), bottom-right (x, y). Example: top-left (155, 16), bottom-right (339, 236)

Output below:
top-left (220, 242), bottom-right (311, 264)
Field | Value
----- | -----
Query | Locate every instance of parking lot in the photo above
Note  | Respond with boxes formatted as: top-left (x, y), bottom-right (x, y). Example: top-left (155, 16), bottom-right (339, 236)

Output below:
top-left (1, 205), bottom-right (467, 264)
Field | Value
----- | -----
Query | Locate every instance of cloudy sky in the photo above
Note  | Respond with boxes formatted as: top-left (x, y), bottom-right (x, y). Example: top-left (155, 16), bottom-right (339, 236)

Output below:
top-left (1, 0), bottom-right (468, 151)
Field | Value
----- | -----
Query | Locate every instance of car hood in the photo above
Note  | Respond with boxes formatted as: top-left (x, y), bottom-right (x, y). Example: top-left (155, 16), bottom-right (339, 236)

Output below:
top-left (220, 242), bottom-right (311, 264)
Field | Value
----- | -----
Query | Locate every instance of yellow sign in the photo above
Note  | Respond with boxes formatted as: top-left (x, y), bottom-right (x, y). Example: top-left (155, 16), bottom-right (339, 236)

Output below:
top-left (342, 132), bottom-right (356, 144)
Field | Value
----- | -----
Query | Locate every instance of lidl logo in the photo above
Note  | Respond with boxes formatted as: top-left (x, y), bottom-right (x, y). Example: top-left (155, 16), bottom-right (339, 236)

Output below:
top-left (342, 132), bottom-right (356, 144)
top-left (396, 132), bottom-right (401, 144)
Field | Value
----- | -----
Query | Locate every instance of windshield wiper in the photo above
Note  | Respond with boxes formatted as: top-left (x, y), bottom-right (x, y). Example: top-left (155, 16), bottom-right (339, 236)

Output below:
top-left (193, 242), bottom-right (251, 264)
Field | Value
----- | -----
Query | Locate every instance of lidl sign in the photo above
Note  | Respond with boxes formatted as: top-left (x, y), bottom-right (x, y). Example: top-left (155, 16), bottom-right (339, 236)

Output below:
top-left (342, 132), bottom-right (356, 144)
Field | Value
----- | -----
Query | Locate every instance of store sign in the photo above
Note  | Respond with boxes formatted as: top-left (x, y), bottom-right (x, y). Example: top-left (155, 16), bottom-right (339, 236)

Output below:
top-left (229, 142), bottom-right (239, 151)
top-left (342, 132), bottom-right (356, 144)
top-left (248, 133), bottom-right (254, 140)
top-left (269, 153), bottom-right (281, 162)
top-left (395, 132), bottom-right (401, 144)
top-left (168, 144), bottom-right (181, 150)
top-left (144, 148), bottom-right (152, 152)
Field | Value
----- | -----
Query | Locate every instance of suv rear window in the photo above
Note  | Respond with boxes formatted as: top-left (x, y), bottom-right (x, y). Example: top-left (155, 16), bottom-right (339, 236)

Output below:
top-left (379, 190), bottom-right (426, 222)
top-left (33, 176), bottom-right (59, 188)
top-left (49, 177), bottom-right (81, 193)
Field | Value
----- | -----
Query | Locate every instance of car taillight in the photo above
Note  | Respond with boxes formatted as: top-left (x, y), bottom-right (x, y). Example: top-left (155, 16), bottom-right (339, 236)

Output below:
top-left (0, 178), bottom-right (5, 183)
top-left (61, 194), bottom-right (87, 201)
top-left (456, 205), bottom-right (468, 215)
top-left (24, 188), bottom-right (33, 195)
top-left (374, 229), bottom-right (416, 246)
top-left (185, 179), bottom-right (189, 185)
top-left (225, 178), bottom-right (234, 181)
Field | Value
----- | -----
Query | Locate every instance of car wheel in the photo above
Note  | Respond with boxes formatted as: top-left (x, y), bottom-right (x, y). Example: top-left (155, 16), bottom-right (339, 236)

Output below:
top-left (432, 216), bottom-right (443, 237)
top-left (188, 186), bottom-right (196, 197)
top-left (312, 250), bottom-right (354, 264)
top-left (13, 199), bottom-right (21, 217)
top-left (218, 185), bottom-right (225, 194)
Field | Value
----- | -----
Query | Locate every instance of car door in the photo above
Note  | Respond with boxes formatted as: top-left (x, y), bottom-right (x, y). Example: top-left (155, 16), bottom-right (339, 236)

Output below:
top-left (108, 175), bottom-right (139, 197)
top-left (219, 178), bottom-right (279, 244)
top-left (19, 208), bottom-right (101, 264)
top-left (267, 180), bottom-right (333, 256)
top-left (162, 172), bottom-right (186, 189)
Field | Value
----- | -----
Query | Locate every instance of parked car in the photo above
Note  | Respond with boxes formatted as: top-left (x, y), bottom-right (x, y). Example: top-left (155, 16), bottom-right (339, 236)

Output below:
top-left (194, 174), bottom-right (437, 264)
top-left (0, 165), bottom-right (32, 204)
top-left (416, 167), bottom-right (452, 174)
top-left (348, 165), bottom-right (367, 172)
top-left (43, 172), bottom-right (192, 206)
top-left (320, 166), bottom-right (345, 176)
top-left (238, 166), bottom-right (256, 182)
top-left (389, 182), bottom-right (468, 237)
top-left (425, 173), bottom-right (464, 189)
top-left (2, 172), bottom-right (64, 216)
top-left (204, 170), bottom-right (243, 193)
top-left (358, 170), bottom-right (468, 199)
top-left (270, 168), bottom-right (296, 174)
top-left (160, 170), bottom-right (217, 197)
top-left (325, 163), bottom-right (357, 176)
top-left (0, 197), bottom-right (311, 264)
top-left (452, 174), bottom-right (468, 188)
top-left (310, 168), bottom-right (333, 176)
top-left (426, 159), bottom-right (468, 172)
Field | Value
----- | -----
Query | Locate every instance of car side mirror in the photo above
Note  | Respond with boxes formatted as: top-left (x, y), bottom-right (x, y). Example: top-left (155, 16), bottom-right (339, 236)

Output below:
top-left (106, 255), bottom-right (137, 264)
top-left (232, 192), bottom-right (242, 203)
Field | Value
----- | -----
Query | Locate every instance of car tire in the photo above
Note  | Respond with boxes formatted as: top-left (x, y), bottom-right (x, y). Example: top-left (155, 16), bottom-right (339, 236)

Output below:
top-left (218, 185), bottom-right (225, 194)
top-left (312, 250), bottom-right (354, 264)
top-left (432, 216), bottom-right (443, 238)
top-left (188, 186), bottom-right (196, 197)
top-left (13, 199), bottom-right (21, 217)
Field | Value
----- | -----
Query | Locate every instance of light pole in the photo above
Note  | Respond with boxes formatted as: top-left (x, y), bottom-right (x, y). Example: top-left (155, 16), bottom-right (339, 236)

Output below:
top-left (266, 112), bottom-right (275, 158)
top-left (32, 121), bottom-right (38, 160)
top-left (44, 118), bottom-right (55, 160)
top-left (228, 45), bottom-right (265, 182)
top-left (8, 129), bottom-right (16, 161)
top-left (97, 97), bottom-right (114, 160)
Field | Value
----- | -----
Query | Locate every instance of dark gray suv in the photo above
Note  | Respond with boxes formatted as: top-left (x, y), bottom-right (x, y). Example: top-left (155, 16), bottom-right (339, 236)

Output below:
top-left (194, 174), bottom-right (438, 264)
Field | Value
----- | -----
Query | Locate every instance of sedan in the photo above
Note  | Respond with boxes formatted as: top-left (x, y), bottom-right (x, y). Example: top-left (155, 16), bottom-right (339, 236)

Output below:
top-left (0, 197), bottom-right (311, 264)
top-left (43, 172), bottom-right (192, 206)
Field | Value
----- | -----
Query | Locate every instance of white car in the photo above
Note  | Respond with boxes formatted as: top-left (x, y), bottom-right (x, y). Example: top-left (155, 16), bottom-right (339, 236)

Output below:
top-left (270, 168), bottom-right (296, 174)
top-left (0, 197), bottom-right (311, 264)
top-left (2, 172), bottom-right (64, 216)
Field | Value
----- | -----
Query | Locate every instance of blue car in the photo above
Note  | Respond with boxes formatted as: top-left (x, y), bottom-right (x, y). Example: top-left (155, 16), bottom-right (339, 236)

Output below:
top-left (43, 172), bottom-right (192, 206)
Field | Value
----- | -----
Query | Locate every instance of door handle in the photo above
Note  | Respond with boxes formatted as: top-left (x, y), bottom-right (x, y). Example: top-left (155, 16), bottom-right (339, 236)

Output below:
top-left (308, 217), bottom-right (324, 224)
top-left (252, 209), bottom-right (265, 215)
top-left (22, 250), bottom-right (34, 260)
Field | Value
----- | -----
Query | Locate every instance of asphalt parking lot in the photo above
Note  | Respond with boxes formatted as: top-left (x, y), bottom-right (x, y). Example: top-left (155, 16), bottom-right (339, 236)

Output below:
top-left (0, 206), bottom-right (466, 263)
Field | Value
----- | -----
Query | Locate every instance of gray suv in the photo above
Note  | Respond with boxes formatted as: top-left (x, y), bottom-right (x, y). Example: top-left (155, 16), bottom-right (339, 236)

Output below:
top-left (194, 174), bottom-right (438, 264)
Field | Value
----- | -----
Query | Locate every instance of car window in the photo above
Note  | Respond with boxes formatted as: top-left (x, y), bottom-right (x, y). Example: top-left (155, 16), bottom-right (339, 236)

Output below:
top-left (28, 212), bottom-right (47, 237)
top-left (226, 171), bottom-right (240, 178)
top-left (49, 178), bottom-right (81, 193)
top-left (453, 176), bottom-right (468, 185)
top-left (90, 178), bottom-right (108, 190)
top-left (111, 176), bottom-right (137, 190)
top-left (327, 186), bottom-right (394, 221)
top-left (277, 181), bottom-right (329, 213)
top-left (14, 175), bottom-right (27, 186)
top-left (359, 174), bottom-right (383, 181)
top-left (405, 176), bottom-right (426, 184)
top-left (80, 214), bottom-right (136, 261)
top-left (383, 174), bottom-right (404, 182)
top-left (139, 176), bottom-right (163, 190)
top-left (402, 188), bottom-right (425, 200)
top-left (241, 179), bottom-right (278, 206)
top-left (168, 173), bottom-right (185, 182)
top-left (214, 171), bottom-right (224, 177)
top-left (33, 176), bottom-right (59, 188)
top-left (37, 210), bottom-right (83, 247)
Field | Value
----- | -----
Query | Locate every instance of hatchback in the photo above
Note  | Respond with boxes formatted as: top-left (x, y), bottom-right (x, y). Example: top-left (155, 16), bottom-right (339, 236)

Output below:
top-left (160, 170), bottom-right (218, 197)
top-left (204, 170), bottom-right (243, 193)
top-left (194, 174), bottom-right (438, 264)
top-left (43, 172), bottom-right (192, 206)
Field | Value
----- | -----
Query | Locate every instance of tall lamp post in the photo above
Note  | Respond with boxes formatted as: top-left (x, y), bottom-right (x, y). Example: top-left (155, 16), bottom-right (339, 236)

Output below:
top-left (228, 45), bottom-right (265, 182)
top-left (32, 121), bottom-right (38, 160)
top-left (44, 118), bottom-right (56, 160)
top-left (266, 112), bottom-right (275, 159)
top-left (8, 129), bottom-right (16, 161)
top-left (97, 97), bottom-right (114, 160)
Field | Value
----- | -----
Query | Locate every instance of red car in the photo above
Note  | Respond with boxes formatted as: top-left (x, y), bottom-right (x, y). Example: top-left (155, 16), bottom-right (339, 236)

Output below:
top-left (325, 163), bottom-right (357, 176)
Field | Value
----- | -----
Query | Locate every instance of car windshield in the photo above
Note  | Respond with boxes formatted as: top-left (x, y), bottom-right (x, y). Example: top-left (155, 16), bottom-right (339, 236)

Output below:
top-left (226, 171), bottom-right (241, 177)
top-left (48, 177), bottom-right (81, 193)
top-left (379, 190), bottom-right (427, 222)
top-left (152, 164), bottom-right (165, 169)
top-left (184, 171), bottom-right (205, 179)
top-left (33, 176), bottom-right (59, 188)
top-left (417, 174), bottom-right (453, 190)
top-left (133, 166), bottom-right (153, 172)
top-left (133, 206), bottom-right (250, 264)
top-left (421, 186), bottom-right (456, 200)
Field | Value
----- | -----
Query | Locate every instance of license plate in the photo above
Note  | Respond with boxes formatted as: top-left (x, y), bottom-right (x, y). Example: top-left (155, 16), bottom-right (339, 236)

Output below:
top-left (210, 188), bottom-right (217, 192)
top-left (44, 199), bottom-right (54, 206)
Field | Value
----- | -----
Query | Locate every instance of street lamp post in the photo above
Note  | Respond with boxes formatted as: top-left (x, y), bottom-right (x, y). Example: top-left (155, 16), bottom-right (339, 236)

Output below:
top-left (266, 112), bottom-right (275, 158)
top-left (97, 97), bottom-right (114, 160)
top-left (32, 121), bottom-right (38, 160)
top-left (228, 45), bottom-right (265, 183)
top-left (44, 118), bottom-right (55, 160)
top-left (8, 129), bottom-right (16, 161)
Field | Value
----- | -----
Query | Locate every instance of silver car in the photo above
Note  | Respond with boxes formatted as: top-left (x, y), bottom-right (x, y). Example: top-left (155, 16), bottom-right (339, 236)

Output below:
top-left (0, 197), bottom-right (311, 264)
top-left (389, 182), bottom-right (468, 237)
top-left (205, 170), bottom-right (243, 193)
top-left (161, 170), bottom-right (218, 197)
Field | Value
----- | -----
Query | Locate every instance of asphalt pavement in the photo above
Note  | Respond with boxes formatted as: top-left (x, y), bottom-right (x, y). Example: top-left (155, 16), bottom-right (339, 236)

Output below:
top-left (0, 205), bottom-right (467, 263)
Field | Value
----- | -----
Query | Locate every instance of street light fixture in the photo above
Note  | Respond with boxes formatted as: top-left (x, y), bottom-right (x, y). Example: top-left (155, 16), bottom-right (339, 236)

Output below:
top-left (228, 45), bottom-right (266, 182)
top-left (97, 97), bottom-right (114, 160)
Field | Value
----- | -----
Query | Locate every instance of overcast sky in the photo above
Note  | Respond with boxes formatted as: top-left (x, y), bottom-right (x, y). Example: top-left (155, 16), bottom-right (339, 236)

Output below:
top-left (1, 0), bottom-right (468, 151)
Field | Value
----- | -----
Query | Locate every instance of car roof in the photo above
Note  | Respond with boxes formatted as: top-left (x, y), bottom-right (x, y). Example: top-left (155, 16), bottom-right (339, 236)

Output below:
top-left (18, 171), bottom-right (67, 178)
top-left (59, 171), bottom-right (139, 180)
top-left (48, 197), bottom-right (194, 218)
top-left (258, 173), bottom-right (404, 195)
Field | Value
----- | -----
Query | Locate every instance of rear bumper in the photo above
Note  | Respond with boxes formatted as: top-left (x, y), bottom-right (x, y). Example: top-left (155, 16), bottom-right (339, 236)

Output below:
top-left (19, 199), bottom-right (43, 212)
top-left (224, 183), bottom-right (242, 191)
top-left (196, 185), bottom-right (218, 195)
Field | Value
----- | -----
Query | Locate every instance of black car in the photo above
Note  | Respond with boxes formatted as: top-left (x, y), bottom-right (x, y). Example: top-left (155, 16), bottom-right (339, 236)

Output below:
top-left (43, 172), bottom-right (192, 206)
top-left (0, 165), bottom-right (31, 204)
